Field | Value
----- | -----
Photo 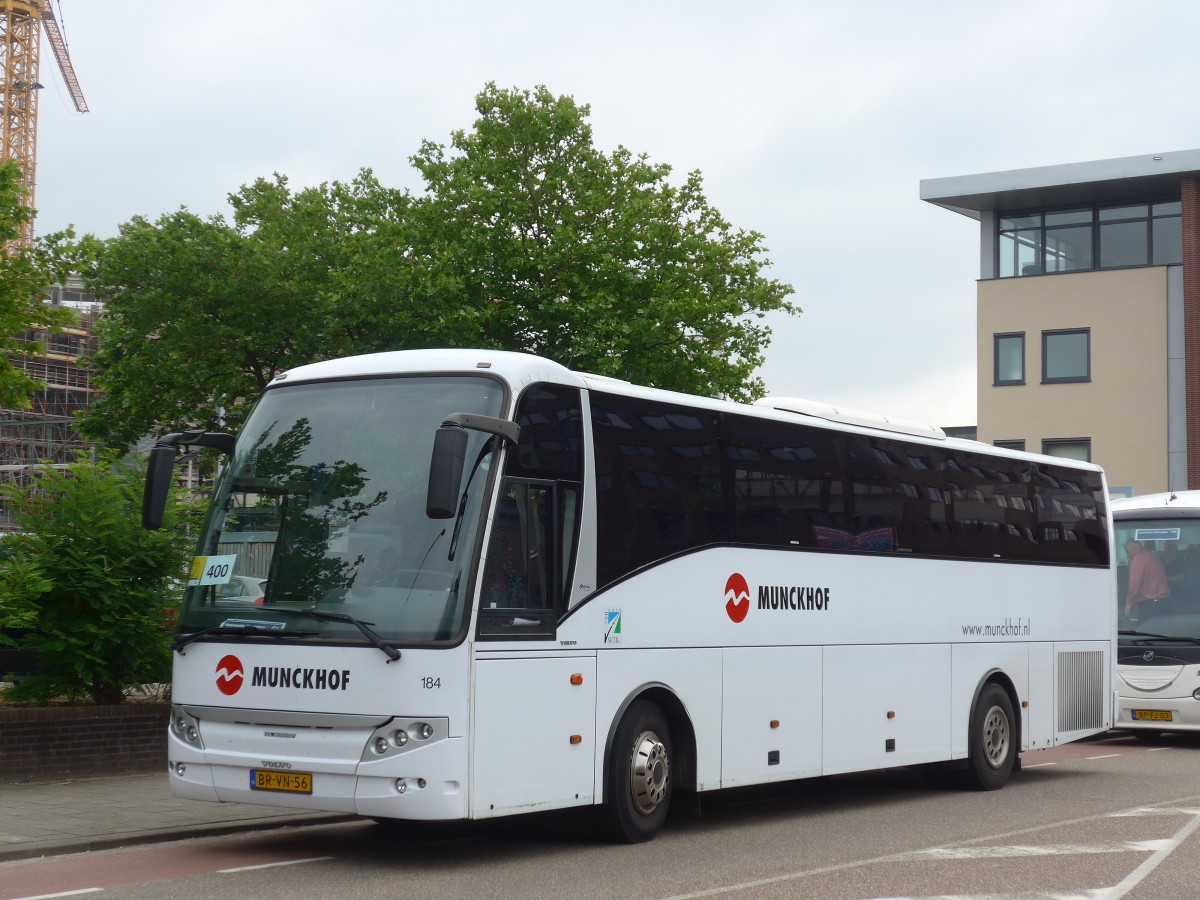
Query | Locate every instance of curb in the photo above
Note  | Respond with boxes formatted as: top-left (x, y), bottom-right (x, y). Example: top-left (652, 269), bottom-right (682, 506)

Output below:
top-left (0, 812), bottom-right (357, 864)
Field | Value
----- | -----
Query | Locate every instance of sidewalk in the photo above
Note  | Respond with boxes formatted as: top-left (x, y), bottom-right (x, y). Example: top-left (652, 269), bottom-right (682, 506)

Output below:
top-left (0, 772), bottom-right (352, 863)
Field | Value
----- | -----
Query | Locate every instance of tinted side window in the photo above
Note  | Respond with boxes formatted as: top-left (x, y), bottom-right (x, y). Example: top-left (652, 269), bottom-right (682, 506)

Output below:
top-left (592, 393), bottom-right (726, 588)
top-left (726, 415), bottom-right (844, 550)
top-left (590, 391), bottom-right (1108, 584)
top-left (949, 453), bottom-right (1039, 561)
top-left (1033, 466), bottom-right (1109, 566)
top-left (842, 435), bottom-right (907, 553)
top-left (508, 383), bottom-right (583, 481)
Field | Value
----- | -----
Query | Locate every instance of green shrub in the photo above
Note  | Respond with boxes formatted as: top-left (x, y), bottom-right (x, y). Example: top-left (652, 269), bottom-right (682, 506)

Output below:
top-left (0, 452), bottom-right (197, 704)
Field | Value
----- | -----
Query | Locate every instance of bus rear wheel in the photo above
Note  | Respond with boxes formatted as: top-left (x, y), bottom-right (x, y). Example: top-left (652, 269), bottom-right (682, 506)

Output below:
top-left (596, 699), bottom-right (672, 843)
top-left (964, 683), bottom-right (1016, 791)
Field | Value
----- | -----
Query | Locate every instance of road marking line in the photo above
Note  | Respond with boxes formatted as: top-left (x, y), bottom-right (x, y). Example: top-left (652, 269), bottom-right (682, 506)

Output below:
top-left (1107, 806), bottom-right (1200, 817)
top-left (1098, 809), bottom-right (1200, 899)
top-left (219, 856), bottom-right (333, 873)
top-left (10, 890), bottom-right (103, 900)
top-left (1085, 754), bottom-right (1121, 760)
top-left (915, 840), bottom-right (1170, 859)
top-left (1022, 762), bottom-right (1057, 768)
top-left (1094, 811), bottom-right (1200, 900)
top-left (661, 796), bottom-right (1200, 900)
top-left (869, 892), bottom-right (1107, 899)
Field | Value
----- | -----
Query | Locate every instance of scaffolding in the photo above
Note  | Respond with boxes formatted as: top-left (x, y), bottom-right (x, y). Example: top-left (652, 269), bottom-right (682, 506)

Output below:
top-left (0, 277), bottom-right (98, 528)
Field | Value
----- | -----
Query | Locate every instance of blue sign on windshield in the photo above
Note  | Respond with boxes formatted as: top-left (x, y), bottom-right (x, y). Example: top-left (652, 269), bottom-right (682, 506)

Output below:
top-left (1135, 527), bottom-right (1181, 542)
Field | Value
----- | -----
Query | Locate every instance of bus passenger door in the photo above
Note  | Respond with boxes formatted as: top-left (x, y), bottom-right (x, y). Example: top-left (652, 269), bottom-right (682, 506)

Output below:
top-left (471, 655), bottom-right (597, 818)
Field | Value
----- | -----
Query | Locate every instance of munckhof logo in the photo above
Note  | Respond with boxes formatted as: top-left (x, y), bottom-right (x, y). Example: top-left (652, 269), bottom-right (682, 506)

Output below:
top-left (215, 654), bottom-right (245, 695)
top-left (725, 573), bottom-right (750, 623)
top-left (213, 654), bottom-right (352, 694)
top-left (725, 573), bottom-right (832, 623)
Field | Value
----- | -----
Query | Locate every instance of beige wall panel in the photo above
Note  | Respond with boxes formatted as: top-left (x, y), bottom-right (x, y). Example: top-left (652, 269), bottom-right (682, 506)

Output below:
top-left (977, 267), bottom-right (1168, 494)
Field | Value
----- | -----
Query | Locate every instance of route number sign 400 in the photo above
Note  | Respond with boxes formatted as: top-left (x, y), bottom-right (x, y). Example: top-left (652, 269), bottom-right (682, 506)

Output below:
top-left (187, 554), bottom-right (239, 587)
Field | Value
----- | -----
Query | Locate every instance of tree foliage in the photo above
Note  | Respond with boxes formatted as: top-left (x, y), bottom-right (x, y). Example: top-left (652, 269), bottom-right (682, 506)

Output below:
top-left (81, 172), bottom-right (413, 447)
top-left (82, 84), bottom-right (797, 446)
top-left (409, 84), bottom-right (796, 397)
top-left (0, 159), bottom-right (92, 409)
top-left (0, 453), bottom-right (197, 704)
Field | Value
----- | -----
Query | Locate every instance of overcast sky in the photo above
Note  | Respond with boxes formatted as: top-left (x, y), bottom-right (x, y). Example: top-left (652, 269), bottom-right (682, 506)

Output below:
top-left (28, 0), bottom-right (1200, 426)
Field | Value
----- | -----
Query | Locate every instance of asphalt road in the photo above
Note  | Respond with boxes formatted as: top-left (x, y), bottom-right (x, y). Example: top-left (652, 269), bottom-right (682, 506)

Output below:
top-left (6, 731), bottom-right (1200, 900)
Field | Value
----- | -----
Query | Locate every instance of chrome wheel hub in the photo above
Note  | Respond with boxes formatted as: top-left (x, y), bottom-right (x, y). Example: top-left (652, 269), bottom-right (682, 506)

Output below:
top-left (629, 730), bottom-right (669, 816)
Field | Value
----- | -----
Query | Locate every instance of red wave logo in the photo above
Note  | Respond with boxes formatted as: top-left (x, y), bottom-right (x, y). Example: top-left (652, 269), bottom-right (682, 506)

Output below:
top-left (215, 654), bottom-right (245, 696)
top-left (725, 573), bottom-right (750, 623)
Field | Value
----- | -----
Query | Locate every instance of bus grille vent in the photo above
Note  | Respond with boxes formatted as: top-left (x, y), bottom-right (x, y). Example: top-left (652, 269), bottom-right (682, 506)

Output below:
top-left (1057, 649), bottom-right (1104, 732)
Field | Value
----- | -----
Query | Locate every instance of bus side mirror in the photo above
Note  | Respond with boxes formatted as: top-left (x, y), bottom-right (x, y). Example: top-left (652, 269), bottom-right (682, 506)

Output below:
top-left (427, 424), bottom-right (468, 519)
top-left (143, 445), bottom-right (177, 530)
top-left (141, 430), bottom-right (236, 530)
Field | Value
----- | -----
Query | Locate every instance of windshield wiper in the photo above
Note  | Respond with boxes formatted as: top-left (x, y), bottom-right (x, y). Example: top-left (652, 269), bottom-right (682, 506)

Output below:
top-left (173, 624), bottom-right (317, 654)
top-left (1119, 629), bottom-right (1200, 645)
top-left (258, 606), bottom-right (401, 662)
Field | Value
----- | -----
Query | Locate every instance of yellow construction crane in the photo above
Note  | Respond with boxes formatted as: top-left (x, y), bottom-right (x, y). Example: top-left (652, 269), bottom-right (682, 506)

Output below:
top-left (0, 0), bottom-right (86, 247)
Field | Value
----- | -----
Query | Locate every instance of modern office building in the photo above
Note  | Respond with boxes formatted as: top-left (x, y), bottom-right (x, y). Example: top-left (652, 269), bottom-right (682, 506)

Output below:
top-left (921, 150), bottom-right (1200, 497)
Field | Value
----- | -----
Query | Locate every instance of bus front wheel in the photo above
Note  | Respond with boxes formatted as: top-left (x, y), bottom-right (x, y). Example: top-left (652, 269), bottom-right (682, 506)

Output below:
top-left (964, 683), bottom-right (1016, 791)
top-left (597, 699), bottom-right (672, 843)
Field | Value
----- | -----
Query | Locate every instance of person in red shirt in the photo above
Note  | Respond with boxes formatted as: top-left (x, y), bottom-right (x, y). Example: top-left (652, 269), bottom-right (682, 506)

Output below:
top-left (1124, 539), bottom-right (1170, 616)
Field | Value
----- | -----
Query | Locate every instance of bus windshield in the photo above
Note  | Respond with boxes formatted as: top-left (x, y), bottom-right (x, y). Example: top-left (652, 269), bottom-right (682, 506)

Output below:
top-left (1116, 516), bottom-right (1200, 640)
top-left (177, 375), bottom-right (506, 646)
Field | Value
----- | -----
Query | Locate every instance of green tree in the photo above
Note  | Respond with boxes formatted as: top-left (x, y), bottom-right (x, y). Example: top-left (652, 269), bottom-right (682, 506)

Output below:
top-left (80, 171), bottom-right (425, 447)
top-left (82, 84), bottom-right (796, 445)
top-left (409, 83), bottom-right (796, 400)
top-left (0, 453), bottom-right (197, 705)
top-left (0, 159), bottom-right (92, 409)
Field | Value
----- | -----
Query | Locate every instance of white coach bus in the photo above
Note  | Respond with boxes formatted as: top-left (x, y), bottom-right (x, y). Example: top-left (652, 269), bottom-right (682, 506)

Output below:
top-left (144, 349), bottom-right (1115, 842)
top-left (1112, 491), bottom-right (1200, 735)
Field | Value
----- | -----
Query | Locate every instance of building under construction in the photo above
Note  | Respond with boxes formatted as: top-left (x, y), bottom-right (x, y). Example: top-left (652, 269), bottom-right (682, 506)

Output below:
top-left (0, 274), bottom-right (98, 528)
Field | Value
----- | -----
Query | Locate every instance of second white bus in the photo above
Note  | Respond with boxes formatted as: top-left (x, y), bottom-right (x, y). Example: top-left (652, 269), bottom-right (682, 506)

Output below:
top-left (1113, 490), bottom-right (1200, 735)
top-left (146, 349), bottom-right (1115, 842)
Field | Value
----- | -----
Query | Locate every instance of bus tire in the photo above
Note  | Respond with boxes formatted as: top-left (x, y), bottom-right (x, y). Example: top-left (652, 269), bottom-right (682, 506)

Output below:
top-left (596, 699), bottom-right (672, 843)
top-left (964, 683), bottom-right (1016, 791)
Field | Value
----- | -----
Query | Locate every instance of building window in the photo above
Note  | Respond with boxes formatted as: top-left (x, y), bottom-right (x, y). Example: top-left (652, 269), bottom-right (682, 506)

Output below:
top-left (993, 333), bottom-right (1025, 385)
top-left (1099, 205), bottom-right (1148, 268)
top-left (1042, 329), bottom-right (1090, 383)
top-left (997, 199), bottom-right (1180, 277)
top-left (1044, 209), bottom-right (1093, 273)
top-left (998, 215), bottom-right (1042, 277)
top-left (1042, 438), bottom-right (1091, 462)
top-left (1153, 201), bottom-right (1183, 265)
top-left (994, 439), bottom-right (1026, 451)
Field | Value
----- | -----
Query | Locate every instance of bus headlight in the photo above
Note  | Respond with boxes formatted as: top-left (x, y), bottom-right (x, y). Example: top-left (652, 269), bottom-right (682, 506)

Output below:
top-left (396, 778), bottom-right (408, 793)
top-left (170, 706), bottom-right (204, 748)
top-left (1193, 688), bottom-right (1200, 701)
top-left (361, 718), bottom-right (446, 762)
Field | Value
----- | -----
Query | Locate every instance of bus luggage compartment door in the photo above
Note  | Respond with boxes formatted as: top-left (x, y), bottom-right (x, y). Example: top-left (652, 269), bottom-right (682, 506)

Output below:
top-left (471, 654), bottom-right (597, 818)
top-left (721, 646), bottom-right (823, 787)
top-left (822, 643), bottom-right (952, 774)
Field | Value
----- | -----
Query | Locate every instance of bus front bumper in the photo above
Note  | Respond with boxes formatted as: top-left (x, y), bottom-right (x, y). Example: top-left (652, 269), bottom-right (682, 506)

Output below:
top-left (167, 724), bottom-right (469, 821)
